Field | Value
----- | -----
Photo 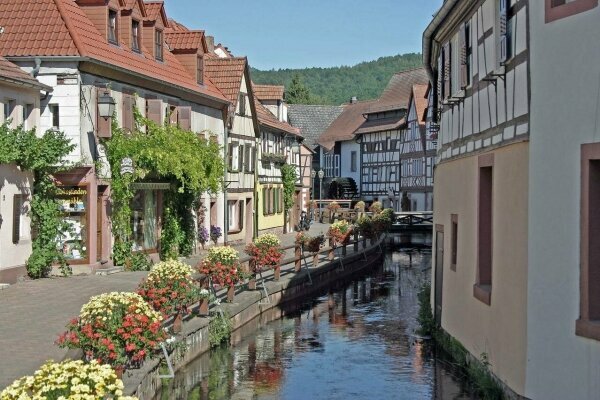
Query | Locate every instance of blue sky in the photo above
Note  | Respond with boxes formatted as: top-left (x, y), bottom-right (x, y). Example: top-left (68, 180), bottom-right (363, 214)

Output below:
top-left (164, 0), bottom-right (441, 70)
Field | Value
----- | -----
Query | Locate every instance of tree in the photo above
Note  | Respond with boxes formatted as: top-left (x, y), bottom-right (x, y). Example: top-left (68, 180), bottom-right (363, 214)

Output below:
top-left (285, 74), bottom-right (311, 104)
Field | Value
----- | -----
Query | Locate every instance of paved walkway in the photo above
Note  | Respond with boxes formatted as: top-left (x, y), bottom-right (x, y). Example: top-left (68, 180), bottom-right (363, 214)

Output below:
top-left (0, 223), bottom-right (330, 389)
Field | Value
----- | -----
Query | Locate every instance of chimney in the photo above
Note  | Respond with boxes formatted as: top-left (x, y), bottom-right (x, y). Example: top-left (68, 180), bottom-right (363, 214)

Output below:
top-left (350, 96), bottom-right (358, 104)
top-left (206, 35), bottom-right (215, 53)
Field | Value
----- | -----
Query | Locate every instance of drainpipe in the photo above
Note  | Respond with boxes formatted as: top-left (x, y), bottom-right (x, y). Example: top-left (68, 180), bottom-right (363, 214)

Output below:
top-left (223, 124), bottom-right (229, 245)
top-left (253, 135), bottom-right (260, 239)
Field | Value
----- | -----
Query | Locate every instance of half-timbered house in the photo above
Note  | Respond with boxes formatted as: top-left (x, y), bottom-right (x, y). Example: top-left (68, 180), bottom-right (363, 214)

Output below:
top-left (423, 0), bottom-right (530, 396)
top-left (204, 55), bottom-right (259, 245)
top-left (253, 92), bottom-right (302, 234)
top-left (355, 68), bottom-right (429, 209)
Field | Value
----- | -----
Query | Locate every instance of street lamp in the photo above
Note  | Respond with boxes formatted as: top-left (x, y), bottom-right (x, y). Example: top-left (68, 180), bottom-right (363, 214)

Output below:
top-left (97, 90), bottom-right (116, 119)
top-left (318, 169), bottom-right (324, 220)
top-left (311, 169), bottom-right (317, 200)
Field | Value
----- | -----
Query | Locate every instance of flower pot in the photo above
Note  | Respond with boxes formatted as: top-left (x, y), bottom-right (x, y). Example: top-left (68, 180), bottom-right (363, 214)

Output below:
top-left (199, 298), bottom-right (209, 316)
top-left (173, 313), bottom-right (183, 334)
top-left (248, 276), bottom-right (257, 290)
top-left (313, 253), bottom-right (319, 268)
top-left (274, 265), bottom-right (281, 281)
top-left (227, 286), bottom-right (235, 302)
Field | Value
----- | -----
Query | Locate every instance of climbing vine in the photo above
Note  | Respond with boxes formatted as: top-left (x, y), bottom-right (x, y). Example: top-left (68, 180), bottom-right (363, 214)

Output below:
top-left (280, 163), bottom-right (297, 212)
top-left (0, 123), bottom-right (75, 278)
top-left (102, 106), bottom-right (223, 265)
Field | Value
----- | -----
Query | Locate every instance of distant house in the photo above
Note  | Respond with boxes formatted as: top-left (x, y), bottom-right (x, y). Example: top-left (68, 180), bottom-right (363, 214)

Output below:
top-left (0, 56), bottom-right (52, 283)
top-left (288, 104), bottom-right (344, 197)
top-left (317, 98), bottom-right (377, 200)
top-left (355, 68), bottom-right (429, 209)
top-left (253, 84), bottom-right (287, 122)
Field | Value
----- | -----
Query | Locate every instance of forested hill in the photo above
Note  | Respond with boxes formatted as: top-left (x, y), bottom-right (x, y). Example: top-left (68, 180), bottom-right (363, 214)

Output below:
top-left (250, 53), bottom-right (423, 105)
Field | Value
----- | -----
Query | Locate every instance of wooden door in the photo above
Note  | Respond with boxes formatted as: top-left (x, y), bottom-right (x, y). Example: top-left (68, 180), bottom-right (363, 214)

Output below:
top-left (434, 227), bottom-right (444, 326)
top-left (245, 198), bottom-right (253, 243)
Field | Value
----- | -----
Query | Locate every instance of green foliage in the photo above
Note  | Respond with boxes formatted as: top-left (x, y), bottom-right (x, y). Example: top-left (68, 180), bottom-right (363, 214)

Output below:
top-left (124, 252), bottom-right (153, 271)
top-left (251, 53), bottom-right (423, 105)
top-left (286, 74), bottom-right (312, 104)
top-left (103, 107), bottom-right (224, 264)
top-left (209, 311), bottom-right (232, 348)
top-left (0, 123), bottom-right (75, 278)
top-left (416, 283), bottom-right (435, 337)
top-left (280, 163), bottom-right (297, 212)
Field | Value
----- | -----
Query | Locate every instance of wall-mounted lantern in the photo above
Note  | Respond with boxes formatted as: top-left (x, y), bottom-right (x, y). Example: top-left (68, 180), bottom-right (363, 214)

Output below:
top-left (97, 89), bottom-right (115, 138)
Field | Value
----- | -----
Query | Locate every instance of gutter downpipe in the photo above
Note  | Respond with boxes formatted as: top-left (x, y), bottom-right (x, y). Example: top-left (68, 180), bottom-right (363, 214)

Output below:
top-left (422, 0), bottom-right (459, 82)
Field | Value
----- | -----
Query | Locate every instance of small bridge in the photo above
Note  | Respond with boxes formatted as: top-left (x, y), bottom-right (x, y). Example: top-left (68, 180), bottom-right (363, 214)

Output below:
top-left (391, 212), bottom-right (433, 232)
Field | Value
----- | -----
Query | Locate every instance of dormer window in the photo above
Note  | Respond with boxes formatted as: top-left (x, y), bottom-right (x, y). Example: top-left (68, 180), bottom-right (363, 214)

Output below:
top-left (132, 20), bottom-right (140, 52)
top-left (197, 55), bottom-right (204, 85)
top-left (155, 29), bottom-right (163, 61)
top-left (108, 9), bottom-right (118, 44)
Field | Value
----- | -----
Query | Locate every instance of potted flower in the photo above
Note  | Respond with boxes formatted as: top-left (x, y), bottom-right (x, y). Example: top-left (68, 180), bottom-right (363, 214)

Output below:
top-left (198, 288), bottom-right (211, 316)
top-left (210, 225), bottom-right (222, 246)
top-left (328, 220), bottom-right (353, 247)
top-left (295, 231), bottom-right (310, 246)
top-left (304, 234), bottom-right (326, 267)
top-left (327, 201), bottom-right (341, 222)
top-left (0, 360), bottom-right (137, 399)
top-left (198, 246), bottom-right (243, 302)
top-left (137, 260), bottom-right (200, 333)
top-left (57, 292), bottom-right (166, 373)
top-left (198, 226), bottom-right (209, 249)
top-left (372, 212), bottom-right (392, 237)
top-left (369, 201), bottom-right (383, 214)
top-left (354, 200), bottom-right (366, 220)
top-left (245, 233), bottom-right (285, 281)
top-left (356, 216), bottom-right (376, 244)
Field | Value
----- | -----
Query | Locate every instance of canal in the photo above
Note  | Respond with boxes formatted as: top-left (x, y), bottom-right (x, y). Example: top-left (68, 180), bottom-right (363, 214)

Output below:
top-left (155, 240), bottom-right (475, 400)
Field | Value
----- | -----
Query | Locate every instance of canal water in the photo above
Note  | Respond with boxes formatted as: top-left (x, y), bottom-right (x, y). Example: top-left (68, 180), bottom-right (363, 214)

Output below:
top-left (155, 241), bottom-right (475, 400)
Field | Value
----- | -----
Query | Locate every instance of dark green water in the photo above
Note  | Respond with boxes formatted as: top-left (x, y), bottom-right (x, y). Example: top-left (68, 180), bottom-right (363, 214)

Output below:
top-left (155, 245), bottom-right (475, 400)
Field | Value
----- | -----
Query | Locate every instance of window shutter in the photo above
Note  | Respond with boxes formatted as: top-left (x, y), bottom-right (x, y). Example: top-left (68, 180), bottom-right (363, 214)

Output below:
top-left (97, 90), bottom-right (112, 138)
top-left (238, 144), bottom-right (244, 172)
top-left (228, 145), bottom-right (234, 170)
top-left (498, 0), bottom-right (508, 65)
top-left (12, 195), bottom-right (21, 244)
top-left (122, 94), bottom-right (134, 132)
top-left (460, 24), bottom-right (468, 89)
top-left (279, 188), bottom-right (284, 213)
top-left (238, 201), bottom-right (244, 230)
top-left (252, 147), bottom-right (257, 172)
top-left (178, 106), bottom-right (191, 130)
top-left (443, 42), bottom-right (451, 100)
top-left (263, 188), bottom-right (267, 215)
top-left (244, 145), bottom-right (251, 172)
top-left (147, 99), bottom-right (162, 124)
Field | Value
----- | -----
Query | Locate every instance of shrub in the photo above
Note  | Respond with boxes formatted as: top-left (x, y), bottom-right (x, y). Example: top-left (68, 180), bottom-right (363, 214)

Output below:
top-left (356, 216), bottom-right (375, 239)
top-left (137, 260), bottom-right (200, 317)
top-left (199, 246), bottom-right (243, 287)
top-left (0, 360), bottom-right (137, 400)
top-left (369, 201), bottom-right (383, 214)
top-left (57, 292), bottom-right (166, 368)
top-left (124, 252), bottom-right (152, 271)
top-left (372, 213), bottom-right (392, 234)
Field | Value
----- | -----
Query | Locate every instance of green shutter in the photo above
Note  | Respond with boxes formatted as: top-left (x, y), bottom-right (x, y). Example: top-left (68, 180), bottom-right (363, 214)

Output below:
top-left (262, 188), bottom-right (267, 215)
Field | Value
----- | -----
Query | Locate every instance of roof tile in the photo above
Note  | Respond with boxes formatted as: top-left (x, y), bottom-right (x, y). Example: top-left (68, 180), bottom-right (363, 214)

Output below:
top-left (253, 84), bottom-right (284, 101)
top-left (318, 100), bottom-right (378, 151)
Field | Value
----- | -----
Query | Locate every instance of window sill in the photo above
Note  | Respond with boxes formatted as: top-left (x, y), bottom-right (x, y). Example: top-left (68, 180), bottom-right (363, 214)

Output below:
top-left (228, 229), bottom-right (242, 235)
top-left (576, 319), bottom-right (600, 341)
top-left (473, 283), bottom-right (491, 305)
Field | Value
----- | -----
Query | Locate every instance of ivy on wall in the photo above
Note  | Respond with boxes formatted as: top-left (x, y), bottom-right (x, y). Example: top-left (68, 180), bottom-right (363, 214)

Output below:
top-left (103, 107), bottom-right (223, 265)
top-left (280, 163), bottom-right (298, 232)
top-left (0, 123), bottom-right (75, 278)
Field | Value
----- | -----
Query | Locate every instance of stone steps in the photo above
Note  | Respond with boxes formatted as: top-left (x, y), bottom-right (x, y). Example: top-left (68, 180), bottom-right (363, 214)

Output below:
top-left (95, 266), bottom-right (124, 276)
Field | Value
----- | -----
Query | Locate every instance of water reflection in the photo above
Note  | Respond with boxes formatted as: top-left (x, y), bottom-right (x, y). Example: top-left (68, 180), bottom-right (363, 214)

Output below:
top-left (155, 244), bottom-right (475, 400)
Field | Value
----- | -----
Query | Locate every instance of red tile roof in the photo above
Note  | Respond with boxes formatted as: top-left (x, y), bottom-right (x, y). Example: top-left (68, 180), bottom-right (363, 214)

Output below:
top-left (143, 1), bottom-right (168, 25)
top-left (373, 67), bottom-right (429, 112)
top-left (122, 0), bottom-right (146, 16)
top-left (168, 19), bottom-right (189, 32)
top-left (165, 31), bottom-right (205, 52)
top-left (204, 57), bottom-right (247, 107)
top-left (252, 92), bottom-right (300, 136)
top-left (0, 56), bottom-right (52, 90)
top-left (318, 100), bottom-right (377, 151)
top-left (412, 84), bottom-right (429, 126)
top-left (253, 84), bottom-right (284, 101)
top-left (355, 115), bottom-right (405, 135)
top-left (0, 0), bottom-right (227, 104)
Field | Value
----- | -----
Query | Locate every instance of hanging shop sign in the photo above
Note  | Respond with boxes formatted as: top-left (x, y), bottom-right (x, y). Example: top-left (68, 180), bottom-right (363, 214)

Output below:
top-left (130, 182), bottom-right (172, 190)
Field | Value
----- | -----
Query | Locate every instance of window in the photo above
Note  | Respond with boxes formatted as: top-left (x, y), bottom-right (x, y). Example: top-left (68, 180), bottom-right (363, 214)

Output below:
top-left (351, 151), bottom-right (357, 172)
top-left (474, 154), bottom-right (494, 305)
top-left (451, 214), bottom-right (458, 270)
top-left (238, 93), bottom-right (246, 116)
top-left (49, 104), bottom-right (60, 129)
top-left (229, 143), bottom-right (240, 171)
top-left (460, 21), bottom-right (472, 89)
top-left (155, 29), bottom-right (163, 61)
top-left (577, 143), bottom-right (600, 340)
top-left (23, 103), bottom-right (33, 130)
top-left (546, 0), bottom-right (598, 23)
top-left (12, 194), bottom-right (28, 244)
top-left (131, 190), bottom-right (158, 251)
top-left (131, 20), bottom-right (140, 52)
top-left (197, 56), bottom-right (204, 85)
top-left (4, 99), bottom-right (15, 124)
top-left (108, 10), bottom-right (118, 44)
top-left (227, 200), bottom-right (243, 233)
